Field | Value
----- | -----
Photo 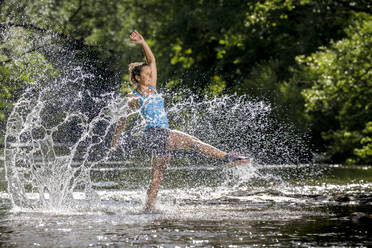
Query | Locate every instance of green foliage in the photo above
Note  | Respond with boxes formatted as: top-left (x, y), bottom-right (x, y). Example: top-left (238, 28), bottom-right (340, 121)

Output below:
top-left (245, 0), bottom-right (311, 28)
top-left (133, 0), bottom-right (355, 117)
top-left (1, 0), bottom-right (371, 164)
top-left (354, 122), bottom-right (372, 164)
top-left (0, 25), bottom-right (60, 142)
top-left (300, 14), bottom-right (372, 164)
top-left (207, 75), bottom-right (226, 96)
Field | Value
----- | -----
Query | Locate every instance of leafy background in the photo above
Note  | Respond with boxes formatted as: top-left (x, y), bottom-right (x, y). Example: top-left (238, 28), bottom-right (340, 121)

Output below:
top-left (0, 0), bottom-right (371, 164)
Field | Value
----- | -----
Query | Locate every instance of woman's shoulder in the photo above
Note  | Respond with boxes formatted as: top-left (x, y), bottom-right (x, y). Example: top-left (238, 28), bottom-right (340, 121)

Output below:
top-left (126, 92), bottom-right (139, 103)
top-left (126, 92), bottom-right (137, 98)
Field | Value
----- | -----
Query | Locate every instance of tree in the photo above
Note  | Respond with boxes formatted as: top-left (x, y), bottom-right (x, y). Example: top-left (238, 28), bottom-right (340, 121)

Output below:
top-left (0, 0), bottom-right (139, 135)
top-left (130, 0), bottom-right (358, 135)
top-left (1, 0), bottom-right (371, 164)
top-left (300, 14), bottom-right (372, 164)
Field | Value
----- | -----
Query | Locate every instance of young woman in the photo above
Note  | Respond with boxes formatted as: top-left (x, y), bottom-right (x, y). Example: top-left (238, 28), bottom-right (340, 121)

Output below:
top-left (111, 30), bottom-right (251, 211)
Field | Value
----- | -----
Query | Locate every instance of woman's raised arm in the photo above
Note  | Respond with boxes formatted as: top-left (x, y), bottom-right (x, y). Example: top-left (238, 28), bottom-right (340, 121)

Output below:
top-left (130, 30), bottom-right (157, 88)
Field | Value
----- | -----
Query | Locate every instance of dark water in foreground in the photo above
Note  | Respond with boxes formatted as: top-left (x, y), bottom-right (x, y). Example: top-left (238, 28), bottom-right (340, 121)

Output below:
top-left (1, 162), bottom-right (371, 247)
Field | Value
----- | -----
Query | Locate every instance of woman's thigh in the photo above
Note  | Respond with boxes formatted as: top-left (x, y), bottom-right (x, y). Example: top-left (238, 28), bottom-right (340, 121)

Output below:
top-left (166, 130), bottom-right (199, 150)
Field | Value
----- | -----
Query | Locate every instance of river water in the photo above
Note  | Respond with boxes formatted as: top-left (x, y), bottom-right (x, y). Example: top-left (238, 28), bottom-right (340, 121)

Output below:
top-left (1, 160), bottom-right (371, 247)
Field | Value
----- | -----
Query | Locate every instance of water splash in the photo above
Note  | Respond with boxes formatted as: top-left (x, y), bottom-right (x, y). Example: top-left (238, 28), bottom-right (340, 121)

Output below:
top-left (4, 81), bottom-right (309, 209)
top-left (2, 26), bottom-right (310, 211)
top-left (164, 90), bottom-right (309, 165)
top-left (4, 79), bottom-right (112, 209)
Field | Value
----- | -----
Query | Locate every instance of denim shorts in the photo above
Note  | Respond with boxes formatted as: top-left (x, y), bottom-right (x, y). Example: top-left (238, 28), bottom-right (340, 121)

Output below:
top-left (141, 127), bottom-right (171, 155)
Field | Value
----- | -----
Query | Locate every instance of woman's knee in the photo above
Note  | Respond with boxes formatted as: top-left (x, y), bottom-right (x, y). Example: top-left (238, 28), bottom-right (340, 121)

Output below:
top-left (152, 154), bottom-right (170, 167)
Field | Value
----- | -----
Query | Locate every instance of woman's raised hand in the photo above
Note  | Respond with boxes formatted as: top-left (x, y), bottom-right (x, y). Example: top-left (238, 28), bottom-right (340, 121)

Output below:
top-left (130, 30), bottom-right (145, 44)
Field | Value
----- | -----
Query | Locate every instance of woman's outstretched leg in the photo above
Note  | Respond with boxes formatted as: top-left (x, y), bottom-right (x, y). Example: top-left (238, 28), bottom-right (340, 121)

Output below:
top-left (166, 130), bottom-right (227, 159)
top-left (144, 153), bottom-right (171, 212)
top-left (166, 130), bottom-right (251, 166)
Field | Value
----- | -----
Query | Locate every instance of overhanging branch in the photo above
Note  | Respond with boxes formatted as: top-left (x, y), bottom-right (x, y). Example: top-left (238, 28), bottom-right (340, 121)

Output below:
top-left (333, 0), bottom-right (372, 14)
top-left (0, 22), bottom-right (119, 65)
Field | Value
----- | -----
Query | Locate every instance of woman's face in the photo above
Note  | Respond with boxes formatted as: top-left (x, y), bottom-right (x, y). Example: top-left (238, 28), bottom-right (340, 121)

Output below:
top-left (137, 66), bottom-right (152, 86)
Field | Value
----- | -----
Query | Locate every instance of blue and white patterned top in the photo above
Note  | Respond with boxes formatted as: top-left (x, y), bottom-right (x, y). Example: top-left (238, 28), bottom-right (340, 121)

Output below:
top-left (133, 86), bottom-right (169, 129)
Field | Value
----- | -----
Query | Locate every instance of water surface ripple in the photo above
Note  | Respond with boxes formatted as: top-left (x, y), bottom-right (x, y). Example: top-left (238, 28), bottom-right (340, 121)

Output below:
top-left (1, 164), bottom-right (371, 247)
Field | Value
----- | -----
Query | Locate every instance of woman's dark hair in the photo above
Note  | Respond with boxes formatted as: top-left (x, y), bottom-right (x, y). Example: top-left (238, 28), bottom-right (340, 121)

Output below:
top-left (128, 62), bottom-right (149, 85)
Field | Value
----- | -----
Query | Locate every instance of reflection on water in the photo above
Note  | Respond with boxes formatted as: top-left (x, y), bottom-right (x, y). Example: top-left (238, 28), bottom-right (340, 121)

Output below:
top-left (0, 164), bottom-right (371, 247)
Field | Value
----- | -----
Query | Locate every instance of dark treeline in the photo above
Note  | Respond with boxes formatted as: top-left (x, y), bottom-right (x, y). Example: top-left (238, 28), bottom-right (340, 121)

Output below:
top-left (0, 0), bottom-right (371, 164)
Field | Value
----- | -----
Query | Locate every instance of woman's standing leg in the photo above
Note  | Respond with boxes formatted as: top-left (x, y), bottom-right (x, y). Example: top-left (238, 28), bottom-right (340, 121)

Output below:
top-left (144, 153), bottom-right (171, 211)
